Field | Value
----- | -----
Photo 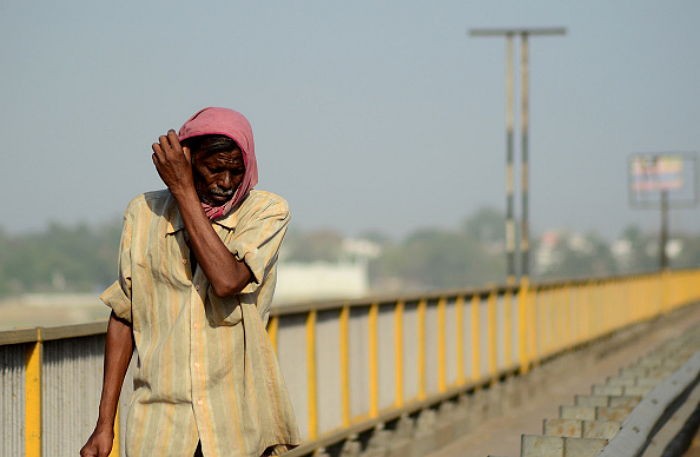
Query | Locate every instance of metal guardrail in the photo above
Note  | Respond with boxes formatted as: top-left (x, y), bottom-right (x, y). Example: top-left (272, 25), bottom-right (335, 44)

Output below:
top-left (2, 269), bottom-right (700, 457)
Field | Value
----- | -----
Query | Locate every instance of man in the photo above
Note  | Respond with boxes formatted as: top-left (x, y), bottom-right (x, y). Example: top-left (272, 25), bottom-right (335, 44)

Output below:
top-left (81, 107), bottom-right (300, 457)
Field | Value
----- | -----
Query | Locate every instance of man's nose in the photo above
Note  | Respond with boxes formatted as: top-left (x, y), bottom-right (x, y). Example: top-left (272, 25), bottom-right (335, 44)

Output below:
top-left (219, 173), bottom-right (232, 190)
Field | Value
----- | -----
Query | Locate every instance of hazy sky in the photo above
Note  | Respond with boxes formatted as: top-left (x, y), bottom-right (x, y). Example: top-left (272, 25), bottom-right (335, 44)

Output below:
top-left (2, 1), bottom-right (699, 239)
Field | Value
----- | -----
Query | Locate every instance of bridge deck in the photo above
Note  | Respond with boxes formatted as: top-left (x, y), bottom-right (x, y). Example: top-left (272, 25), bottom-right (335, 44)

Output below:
top-left (427, 303), bottom-right (700, 457)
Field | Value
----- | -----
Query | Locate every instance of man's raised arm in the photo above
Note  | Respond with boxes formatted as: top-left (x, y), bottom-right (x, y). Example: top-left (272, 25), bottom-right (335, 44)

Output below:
top-left (151, 130), bottom-right (252, 297)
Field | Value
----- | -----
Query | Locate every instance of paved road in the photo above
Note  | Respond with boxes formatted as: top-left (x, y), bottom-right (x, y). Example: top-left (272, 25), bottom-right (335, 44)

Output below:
top-left (427, 303), bottom-right (700, 457)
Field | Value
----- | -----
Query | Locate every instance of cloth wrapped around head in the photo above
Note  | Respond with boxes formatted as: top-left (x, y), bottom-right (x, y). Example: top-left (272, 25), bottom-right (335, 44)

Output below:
top-left (178, 107), bottom-right (259, 220)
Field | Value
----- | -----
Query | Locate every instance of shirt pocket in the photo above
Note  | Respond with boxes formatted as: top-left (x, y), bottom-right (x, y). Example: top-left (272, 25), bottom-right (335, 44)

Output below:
top-left (135, 230), bottom-right (192, 289)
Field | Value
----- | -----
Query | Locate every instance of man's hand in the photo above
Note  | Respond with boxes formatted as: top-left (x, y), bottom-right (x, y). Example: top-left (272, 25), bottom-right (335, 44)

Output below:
top-left (151, 129), bottom-right (195, 197)
top-left (80, 426), bottom-right (114, 457)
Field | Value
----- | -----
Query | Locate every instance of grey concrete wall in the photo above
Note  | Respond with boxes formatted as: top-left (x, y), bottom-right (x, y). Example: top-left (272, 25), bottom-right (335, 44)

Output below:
top-left (42, 335), bottom-right (104, 457)
top-left (316, 309), bottom-right (343, 432)
top-left (377, 305), bottom-right (396, 411)
top-left (1, 343), bottom-right (25, 457)
top-left (277, 314), bottom-right (309, 438)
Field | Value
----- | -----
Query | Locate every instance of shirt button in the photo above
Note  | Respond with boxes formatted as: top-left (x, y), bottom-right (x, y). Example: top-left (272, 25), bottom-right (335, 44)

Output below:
top-left (194, 362), bottom-right (200, 368)
top-left (182, 258), bottom-right (187, 264)
top-left (197, 400), bottom-right (203, 406)
top-left (195, 285), bottom-right (200, 291)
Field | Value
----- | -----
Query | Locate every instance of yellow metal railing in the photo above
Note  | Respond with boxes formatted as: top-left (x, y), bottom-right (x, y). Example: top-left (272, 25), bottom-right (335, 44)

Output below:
top-left (2, 269), bottom-right (700, 457)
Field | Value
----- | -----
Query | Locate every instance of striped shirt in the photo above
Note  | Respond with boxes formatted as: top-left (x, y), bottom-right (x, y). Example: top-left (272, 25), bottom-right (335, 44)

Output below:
top-left (100, 189), bottom-right (300, 457)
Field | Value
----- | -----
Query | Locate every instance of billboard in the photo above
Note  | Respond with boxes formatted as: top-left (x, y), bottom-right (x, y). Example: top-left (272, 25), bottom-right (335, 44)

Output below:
top-left (628, 153), bottom-right (697, 208)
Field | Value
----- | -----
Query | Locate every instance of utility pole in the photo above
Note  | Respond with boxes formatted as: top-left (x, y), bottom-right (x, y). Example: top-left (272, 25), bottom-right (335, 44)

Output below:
top-left (469, 27), bottom-right (566, 282)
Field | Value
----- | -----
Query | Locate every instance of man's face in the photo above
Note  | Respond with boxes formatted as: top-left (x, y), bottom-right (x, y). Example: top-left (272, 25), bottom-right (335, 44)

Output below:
top-left (191, 147), bottom-right (245, 206)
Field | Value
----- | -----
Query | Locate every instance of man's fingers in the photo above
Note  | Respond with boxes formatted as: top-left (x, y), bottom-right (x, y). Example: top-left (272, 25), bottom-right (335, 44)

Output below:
top-left (151, 143), bottom-right (164, 162)
top-left (167, 129), bottom-right (181, 151)
top-left (157, 130), bottom-right (184, 160)
top-left (158, 134), bottom-right (172, 156)
top-left (183, 146), bottom-right (191, 164)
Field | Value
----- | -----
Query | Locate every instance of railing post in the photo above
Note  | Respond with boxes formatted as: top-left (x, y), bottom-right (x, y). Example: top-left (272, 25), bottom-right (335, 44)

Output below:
top-left (306, 310), bottom-right (318, 439)
top-left (518, 279), bottom-right (530, 374)
top-left (437, 297), bottom-right (447, 392)
top-left (455, 295), bottom-right (465, 384)
top-left (109, 409), bottom-right (120, 457)
top-left (503, 288), bottom-right (513, 369)
top-left (470, 294), bottom-right (481, 382)
top-left (25, 328), bottom-right (42, 457)
top-left (267, 316), bottom-right (279, 353)
top-left (340, 304), bottom-right (351, 426)
top-left (368, 302), bottom-right (379, 417)
top-left (394, 301), bottom-right (404, 408)
top-left (417, 299), bottom-right (427, 400)
top-left (487, 288), bottom-right (498, 380)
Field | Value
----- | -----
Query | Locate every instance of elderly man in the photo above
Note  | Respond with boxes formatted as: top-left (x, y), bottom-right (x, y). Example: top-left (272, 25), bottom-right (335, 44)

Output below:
top-left (81, 107), bottom-right (300, 457)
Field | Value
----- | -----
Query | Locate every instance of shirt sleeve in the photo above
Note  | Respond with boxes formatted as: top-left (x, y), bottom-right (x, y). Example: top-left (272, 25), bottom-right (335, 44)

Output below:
top-left (228, 198), bottom-right (290, 294)
top-left (99, 202), bottom-right (134, 323)
top-left (206, 197), bottom-right (290, 325)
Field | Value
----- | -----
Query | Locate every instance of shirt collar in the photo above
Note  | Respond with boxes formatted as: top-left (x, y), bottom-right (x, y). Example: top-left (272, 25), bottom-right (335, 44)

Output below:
top-left (164, 194), bottom-right (238, 235)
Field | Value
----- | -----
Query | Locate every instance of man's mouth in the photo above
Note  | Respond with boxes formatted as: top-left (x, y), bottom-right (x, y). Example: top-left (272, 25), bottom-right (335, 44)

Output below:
top-left (207, 190), bottom-right (234, 204)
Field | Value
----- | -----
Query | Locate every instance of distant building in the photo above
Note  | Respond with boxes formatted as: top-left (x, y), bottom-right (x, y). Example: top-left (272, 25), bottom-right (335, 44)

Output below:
top-left (274, 236), bottom-right (380, 304)
top-left (274, 261), bottom-right (369, 303)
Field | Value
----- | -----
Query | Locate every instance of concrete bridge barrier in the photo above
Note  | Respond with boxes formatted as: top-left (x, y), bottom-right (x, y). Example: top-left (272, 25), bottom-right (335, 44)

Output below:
top-left (2, 269), bottom-right (700, 457)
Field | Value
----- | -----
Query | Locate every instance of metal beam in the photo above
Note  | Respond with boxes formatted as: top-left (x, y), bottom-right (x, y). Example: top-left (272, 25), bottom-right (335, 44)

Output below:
top-left (469, 27), bottom-right (566, 37)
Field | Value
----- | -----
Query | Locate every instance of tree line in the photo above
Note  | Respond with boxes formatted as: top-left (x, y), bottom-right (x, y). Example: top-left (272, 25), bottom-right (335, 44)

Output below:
top-left (2, 209), bottom-right (699, 298)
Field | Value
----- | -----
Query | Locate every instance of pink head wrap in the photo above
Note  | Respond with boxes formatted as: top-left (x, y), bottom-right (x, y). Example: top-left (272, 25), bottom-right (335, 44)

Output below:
top-left (178, 107), bottom-right (259, 220)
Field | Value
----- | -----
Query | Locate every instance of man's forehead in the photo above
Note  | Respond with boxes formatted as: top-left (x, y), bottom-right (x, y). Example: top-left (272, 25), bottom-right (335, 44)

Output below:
top-left (202, 149), bottom-right (243, 165)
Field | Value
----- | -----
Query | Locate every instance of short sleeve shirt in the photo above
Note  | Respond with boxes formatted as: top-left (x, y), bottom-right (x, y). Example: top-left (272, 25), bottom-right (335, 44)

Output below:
top-left (100, 189), bottom-right (300, 457)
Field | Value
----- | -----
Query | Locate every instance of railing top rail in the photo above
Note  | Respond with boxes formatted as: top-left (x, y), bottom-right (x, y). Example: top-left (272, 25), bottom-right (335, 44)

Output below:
top-left (0, 268), bottom-right (685, 345)
top-left (0, 321), bottom-right (107, 345)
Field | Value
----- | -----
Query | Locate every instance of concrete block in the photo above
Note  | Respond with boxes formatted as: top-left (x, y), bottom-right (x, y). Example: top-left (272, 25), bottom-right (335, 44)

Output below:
top-left (393, 414), bottom-right (414, 440)
top-left (619, 367), bottom-right (648, 377)
top-left (312, 447), bottom-right (331, 457)
top-left (574, 395), bottom-right (608, 407)
top-left (607, 395), bottom-right (640, 408)
top-left (559, 405), bottom-right (595, 421)
top-left (543, 419), bottom-right (582, 438)
top-left (512, 376), bottom-right (528, 408)
top-left (437, 400), bottom-right (456, 423)
top-left (595, 406), bottom-right (633, 422)
top-left (636, 377), bottom-right (663, 387)
top-left (606, 376), bottom-right (635, 387)
top-left (469, 390), bottom-right (490, 426)
top-left (386, 414), bottom-right (413, 457)
top-left (411, 409), bottom-right (438, 457)
top-left (623, 385), bottom-right (651, 396)
top-left (563, 437), bottom-right (607, 457)
top-left (451, 394), bottom-right (472, 433)
top-left (521, 435), bottom-right (563, 457)
top-left (434, 401), bottom-right (457, 448)
top-left (362, 424), bottom-right (391, 457)
top-left (581, 420), bottom-right (620, 439)
top-left (339, 435), bottom-right (362, 457)
top-left (487, 382), bottom-right (505, 418)
top-left (591, 385), bottom-right (623, 396)
top-left (638, 356), bottom-right (664, 367)
top-left (385, 440), bottom-right (411, 457)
